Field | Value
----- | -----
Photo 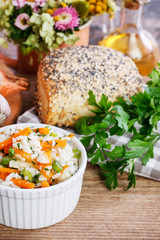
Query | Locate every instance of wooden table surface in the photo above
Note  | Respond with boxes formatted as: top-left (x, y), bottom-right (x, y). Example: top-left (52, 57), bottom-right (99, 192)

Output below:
top-left (1, 1), bottom-right (160, 239)
top-left (0, 165), bottom-right (160, 240)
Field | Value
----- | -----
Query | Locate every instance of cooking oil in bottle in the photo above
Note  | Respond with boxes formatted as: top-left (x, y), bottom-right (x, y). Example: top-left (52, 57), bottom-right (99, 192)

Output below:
top-left (99, 0), bottom-right (160, 76)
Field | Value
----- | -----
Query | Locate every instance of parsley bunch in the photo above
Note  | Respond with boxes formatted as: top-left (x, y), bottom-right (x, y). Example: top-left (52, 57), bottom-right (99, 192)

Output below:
top-left (75, 64), bottom-right (160, 190)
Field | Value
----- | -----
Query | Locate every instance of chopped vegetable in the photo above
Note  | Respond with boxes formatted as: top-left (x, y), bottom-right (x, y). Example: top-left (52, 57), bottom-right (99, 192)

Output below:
top-left (73, 149), bottom-right (81, 159)
top-left (41, 180), bottom-right (50, 187)
top-left (1, 156), bottom-right (12, 166)
top-left (21, 169), bottom-right (33, 182)
top-left (52, 160), bottom-right (63, 173)
top-left (14, 148), bottom-right (53, 179)
top-left (9, 147), bottom-right (15, 157)
top-left (32, 173), bottom-right (41, 184)
top-left (55, 139), bottom-right (67, 147)
top-left (12, 178), bottom-right (35, 189)
top-left (4, 146), bottom-right (10, 154)
top-left (0, 127), bottom-right (31, 150)
top-left (61, 164), bottom-right (69, 173)
top-left (0, 126), bottom-right (79, 189)
top-left (0, 172), bottom-right (9, 180)
top-left (40, 141), bottom-right (52, 149)
top-left (33, 128), bottom-right (50, 135)
top-left (50, 132), bottom-right (57, 137)
top-left (67, 133), bottom-right (75, 138)
top-left (0, 167), bottom-right (20, 174)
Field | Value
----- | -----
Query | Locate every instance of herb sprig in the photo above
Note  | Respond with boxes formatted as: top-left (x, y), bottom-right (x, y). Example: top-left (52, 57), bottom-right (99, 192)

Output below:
top-left (75, 64), bottom-right (160, 190)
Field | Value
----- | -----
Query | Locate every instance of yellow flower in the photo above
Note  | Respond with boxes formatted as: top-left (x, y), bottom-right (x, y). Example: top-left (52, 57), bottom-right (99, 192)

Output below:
top-left (95, 5), bottom-right (102, 13)
top-left (46, 9), bottom-right (54, 15)
top-left (54, 16), bottom-right (60, 21)
top-left (86, 0), bottom-right (116, 16)
top-left (61, 2), bottom-right (67, 8)
top-left (46, 8), bottom-right (57, 15)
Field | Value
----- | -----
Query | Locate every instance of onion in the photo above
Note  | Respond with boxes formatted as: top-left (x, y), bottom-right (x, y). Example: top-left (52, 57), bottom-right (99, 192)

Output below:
top-left (0, 94), bottom-right (11, 126)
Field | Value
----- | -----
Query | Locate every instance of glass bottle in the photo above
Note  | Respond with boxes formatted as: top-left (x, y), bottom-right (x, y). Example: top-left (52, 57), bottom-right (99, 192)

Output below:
top-left (99, 0), bottom-right (160, 76)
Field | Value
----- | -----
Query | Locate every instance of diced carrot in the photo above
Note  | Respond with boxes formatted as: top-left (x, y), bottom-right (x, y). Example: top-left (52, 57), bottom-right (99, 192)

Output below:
top-left (0, 172), bottom-right (9, 180)
top-left (40, 141), bottom-right (52, 150)
top-left (41, 180), bottom-right (50, 188)
top-left (47, 178), bottom-right (52, 185)
top-left (14, 148), bottom-right (31, 162)
top-left (0, 127), bottom-right (31, 150)
top-left (33, 128), bottom-right (50, 135)
top-left (55, 139), bottom-right (67, 147)
top-left (61, 164), bottom-right (69, 173)
top-left (4, 146), bottom-right (10, 154)
top-left (0, 167), bottom-right (20, 174)
top-left (67, 133), bottom-right (75, 138)
top-left (12, 178), bottom-right (35, 189)
top-left (14, 148), bottom-right (53, 179)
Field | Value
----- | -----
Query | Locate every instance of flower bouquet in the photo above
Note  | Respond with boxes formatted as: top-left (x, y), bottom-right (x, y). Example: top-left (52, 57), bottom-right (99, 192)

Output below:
top-left (0, 0), bottom-right (116, 73)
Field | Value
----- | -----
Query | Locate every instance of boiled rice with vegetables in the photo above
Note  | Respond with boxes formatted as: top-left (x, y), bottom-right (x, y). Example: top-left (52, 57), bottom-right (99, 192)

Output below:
top-left (0, 126), bottom-right (80, 189)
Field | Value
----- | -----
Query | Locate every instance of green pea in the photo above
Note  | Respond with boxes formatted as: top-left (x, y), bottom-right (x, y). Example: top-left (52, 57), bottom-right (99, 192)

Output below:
top-left (9, 147), bottom-right (15, 157)
top-left (2, 156), bottom-right (12, 166)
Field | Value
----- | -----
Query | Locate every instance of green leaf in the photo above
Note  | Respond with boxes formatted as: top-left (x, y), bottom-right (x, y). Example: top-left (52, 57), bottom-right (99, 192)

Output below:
top-left (126, 159), bottom-right (136, 190)
top-left (80, 135), bottom-right (93, 147)
top-left (75, 116), bottom-right (90, 134)
top-left (88, 90), bottom-right (100, 109)
top-left (111, 105), bottom-right (129, 131)
top-left (105, 146), bottom-right (126, 160)
top-left (148, 67), bottom-right (160, 87)
top-left (102, 113), bottom-right (116, 125)
top-left (99, 94), bottom-right (112, 112)
top-left (109, 125), bottom-right (123, 136)
top-left (87, 142), bottom-right (97, 156)
top-left (100, 170), bottom-right (118, 190)
top-left (90, 149), bottom-right (101, 165)
top-left (127, 139), bottom-right (149, 148)
top-left (102, 144), bottom-right (112, 150)
top-left (141, 146), bottom-right (154, 165)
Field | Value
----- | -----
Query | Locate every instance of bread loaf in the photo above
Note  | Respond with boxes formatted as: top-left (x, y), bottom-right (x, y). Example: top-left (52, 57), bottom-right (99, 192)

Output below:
top-left (35, 46), bottom-right (142, 127)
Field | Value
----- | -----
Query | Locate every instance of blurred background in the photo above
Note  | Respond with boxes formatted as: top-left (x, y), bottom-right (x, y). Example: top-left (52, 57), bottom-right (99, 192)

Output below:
top-left (0, 0), bottom-right (160, 79)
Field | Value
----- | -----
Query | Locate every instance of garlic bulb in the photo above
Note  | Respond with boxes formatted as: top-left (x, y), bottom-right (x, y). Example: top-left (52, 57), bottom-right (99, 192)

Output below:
top-left (0, 94), bottom-right (11, 126)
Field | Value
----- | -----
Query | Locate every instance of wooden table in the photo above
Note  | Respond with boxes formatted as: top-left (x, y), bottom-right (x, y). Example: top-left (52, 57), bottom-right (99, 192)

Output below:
top-left (0, 165), bottom-right (160, 239)
top-left (1, 1), bottom-right (160, 239)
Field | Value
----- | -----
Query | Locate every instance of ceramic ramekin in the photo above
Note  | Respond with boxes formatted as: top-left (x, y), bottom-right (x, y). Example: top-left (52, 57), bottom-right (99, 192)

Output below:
top-left (0, 123), bottom-right (87, 229)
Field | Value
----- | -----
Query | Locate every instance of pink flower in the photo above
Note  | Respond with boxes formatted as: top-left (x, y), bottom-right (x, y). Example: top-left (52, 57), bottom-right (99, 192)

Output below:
top-left (35, 0), bottom-right (46, 7)
top-left (12, 0), bottom-right (47, 11)
top-left (53, 6), bottom-right (80, 31)
top-left (12, 0), bottom-right (26, 8)
top-left (14, 13), bottom-right (30, 30)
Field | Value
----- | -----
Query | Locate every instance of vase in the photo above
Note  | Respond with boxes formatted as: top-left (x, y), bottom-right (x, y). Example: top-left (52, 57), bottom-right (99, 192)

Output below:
top-left (60, 19), bottom-right (92, 48)
top-left (0, 20), bottom-right (92, 74)
top-left (99, 0), bottom-right (160, 76)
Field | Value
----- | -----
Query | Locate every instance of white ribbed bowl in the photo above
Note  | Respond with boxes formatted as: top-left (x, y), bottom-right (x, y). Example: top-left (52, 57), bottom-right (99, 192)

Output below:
top-left (0, 123), bottom-right (87, 229)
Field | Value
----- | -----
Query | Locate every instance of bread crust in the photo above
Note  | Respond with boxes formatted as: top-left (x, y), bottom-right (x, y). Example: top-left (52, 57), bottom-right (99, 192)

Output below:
top-left (35, 46), bottom-right (142, 127)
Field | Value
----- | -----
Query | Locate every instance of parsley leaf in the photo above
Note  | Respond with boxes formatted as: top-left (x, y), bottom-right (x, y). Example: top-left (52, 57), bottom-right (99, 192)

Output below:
top-left (75, 65), bottom-right (160, 190)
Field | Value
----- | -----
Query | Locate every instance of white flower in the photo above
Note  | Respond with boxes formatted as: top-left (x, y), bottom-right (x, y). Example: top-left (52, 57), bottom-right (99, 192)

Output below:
top-left (0, 0), bottom-right (12, 9)
top-left (30, 13), bottom-right (42, 26)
